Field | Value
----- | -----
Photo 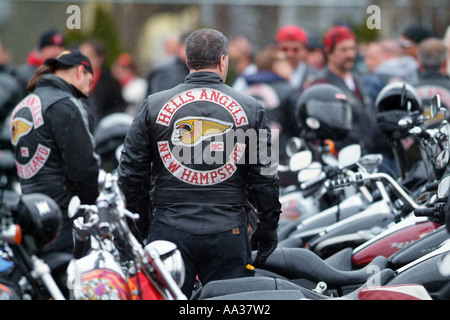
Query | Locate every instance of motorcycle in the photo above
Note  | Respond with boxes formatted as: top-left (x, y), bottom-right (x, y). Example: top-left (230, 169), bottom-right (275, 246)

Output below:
top-left (66, 169), bottom-right (187, 300)
top-left (304, 97), bottom-right (450, 261)
top-left (277, 95), bottom-right (449, 257)
top-left (249, 151), bottom-right (448, 294)
top-left (195, 195), bottom-right (450, 300)
top-left (252, 174), bottom-right (447, 289)
top-left (277, 143), bottom-right (374, 244)
top-left (278, 139), bottom-right (368, 225)
top-left (0, 192), bottom-right (69, 300)
top-left (198, 235), bottom-right (450, 300)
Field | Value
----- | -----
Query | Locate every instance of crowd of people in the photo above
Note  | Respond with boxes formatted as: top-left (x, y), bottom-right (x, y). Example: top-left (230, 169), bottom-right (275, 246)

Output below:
top-left (1, 21), bottom-right (450, 299)
top-left (227, 23), bottom-right (450, 179)
top-left (1, 23), bottom-right (449, 134)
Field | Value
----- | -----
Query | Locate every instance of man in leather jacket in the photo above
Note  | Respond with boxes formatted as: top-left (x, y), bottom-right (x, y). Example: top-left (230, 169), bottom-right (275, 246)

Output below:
top-left (118, 28), bottom-right (281, 298)
top-left (9, 50), bottom-right (100, 254)
top-left (415, 38), bottom-right (450, 119)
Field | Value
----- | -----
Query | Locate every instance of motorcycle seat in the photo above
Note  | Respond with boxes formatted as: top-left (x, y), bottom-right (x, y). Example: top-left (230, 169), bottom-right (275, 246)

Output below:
top-left (254, 247), bottom-right (388, 287)
top-left (198, 269), bottom-right (396, 300)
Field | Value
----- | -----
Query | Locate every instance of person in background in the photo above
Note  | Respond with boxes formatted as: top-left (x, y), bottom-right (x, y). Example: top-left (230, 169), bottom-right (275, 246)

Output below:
top-left (364, 41), bottom-right (388, 75)
top-left (16, 28), bottom-right (66, 98)
top-left (305, 34), bottom-right (325, 71)
top-left (10, 50), bottom-right (100, 255)
top-left (361, 39), bottom-right (403, 102)
top-left (79, 41), bottom-right (126, 124)
top-left (111, 53), bottom-right (148, 116)
top-left (399, 24), bottom-right (438, 61)
top-left (118, 28), bottom-right (281, 298)
top-left (0, 40), bottom-right (16, 77)
top-left (313, 25), bottom-right (383, 154)
top-left (0, 40), bottom-right (21, 126)
top-left (415, 37), bottom-right (450, 124)
top-left (146, 32), bottom-right (190, 95)
top-left (396, 24), bottom-right (438, 85)
top-left (163, 33), bottom-right (182, 61)
top-left (275, 25), bottom-right (318, 91)
top-left (369, 38), bottom-right (420, 87)
top-left (243, 44), bottom-right (295, 174)
top-left (228, 34), bottom-right (258, 92)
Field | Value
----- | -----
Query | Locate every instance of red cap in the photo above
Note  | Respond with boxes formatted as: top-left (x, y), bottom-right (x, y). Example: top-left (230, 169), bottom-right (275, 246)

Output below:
top-left (323, 26), bottom-right (355, 50)
top-left (276, 25), bottom-right (308, 44)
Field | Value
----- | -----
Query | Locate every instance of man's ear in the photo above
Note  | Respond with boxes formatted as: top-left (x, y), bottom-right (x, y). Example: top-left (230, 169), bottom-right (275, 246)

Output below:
top-left (76, 65), bottom-right (85, 79)
top-left (219, 55), bottom-right (227, 72)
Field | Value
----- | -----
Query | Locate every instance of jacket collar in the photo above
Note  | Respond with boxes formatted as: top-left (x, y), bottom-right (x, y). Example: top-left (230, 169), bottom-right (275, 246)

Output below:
top-left (37, 74), bottom-right (87, 99)
top-left (419, 68), bottom-right (448, 80)
top-left (184, 71), bottom-right (223, 84)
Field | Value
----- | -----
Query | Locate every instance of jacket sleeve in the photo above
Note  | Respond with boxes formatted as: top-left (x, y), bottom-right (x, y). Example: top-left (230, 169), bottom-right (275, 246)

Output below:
top-left (246, 104), bottom-right (282, 231)
top-left (46, 97), bottom-right (100, 204)
top-left (117, 99), bottom-right (152, 215)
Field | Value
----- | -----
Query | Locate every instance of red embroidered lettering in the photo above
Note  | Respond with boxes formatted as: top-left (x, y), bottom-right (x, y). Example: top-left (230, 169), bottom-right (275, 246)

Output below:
top-left (157, 112), bottom-right (171, 126)
top-left (189, 171), bottom-right (199, 184)
top-left (199, 172), bottom-right (209, 185)
top-left (209, 90), bottom-right (220, 103)
top-left (200, 89), bottom-right (209, 100)
top-left (181, 168), bottom-right (192, 181)
top-left (185, 91), bottom-right (195, 102)
top-left (167, 160), bottom-right (181, 173)
top-left (209, 170), bottom-right (218, 183)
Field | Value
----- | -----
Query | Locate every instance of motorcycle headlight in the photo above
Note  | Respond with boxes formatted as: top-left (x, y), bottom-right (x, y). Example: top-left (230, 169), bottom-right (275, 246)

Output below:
top-left (145, 240), bottom-right (185, 287)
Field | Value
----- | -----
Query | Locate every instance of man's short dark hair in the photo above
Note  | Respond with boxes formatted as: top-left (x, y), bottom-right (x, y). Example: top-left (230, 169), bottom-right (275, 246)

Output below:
top-left (185, 28), bottom-right (229, 70)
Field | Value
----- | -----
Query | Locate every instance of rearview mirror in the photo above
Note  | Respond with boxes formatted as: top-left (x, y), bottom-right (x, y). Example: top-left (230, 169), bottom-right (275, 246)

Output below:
top-left (68, 196), bottom-right (81, 219)
top-left (298, 161), bottom-right (323, 183)
top-left (289, 150), bottom-right (313, 172)
top-left (430, 94), bottom-right (442, 119)
top-left (338, 144), bottom-right (361, 168)
top-left (437, 175), bottom-right (450, 199)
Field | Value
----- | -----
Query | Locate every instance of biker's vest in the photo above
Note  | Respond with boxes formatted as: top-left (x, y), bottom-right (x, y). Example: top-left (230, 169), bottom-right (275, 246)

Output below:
top-left (9, 74), bottom-right (95, 210)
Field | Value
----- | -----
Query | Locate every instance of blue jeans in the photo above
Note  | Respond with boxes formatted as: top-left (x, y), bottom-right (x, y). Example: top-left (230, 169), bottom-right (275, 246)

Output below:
top-left (147, 220), bottom-right (254, 298)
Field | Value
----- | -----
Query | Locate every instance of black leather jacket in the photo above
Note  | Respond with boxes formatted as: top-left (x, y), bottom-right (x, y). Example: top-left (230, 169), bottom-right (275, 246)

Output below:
top-left (415, 69), bottom-right (450, 109)
top-left (10, 74), bottom-right (100, 212)
top-left (118, 71), bottom-right (281, 234)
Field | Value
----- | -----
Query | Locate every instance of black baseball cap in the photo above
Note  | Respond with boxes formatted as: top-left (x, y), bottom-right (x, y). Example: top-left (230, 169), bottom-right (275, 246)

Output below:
top-left (44, 49), bottom-right (94, 75)
top-left (39, 28), bottom-right (65, 49)
top-left (402, 24), bottom-right (437, 44)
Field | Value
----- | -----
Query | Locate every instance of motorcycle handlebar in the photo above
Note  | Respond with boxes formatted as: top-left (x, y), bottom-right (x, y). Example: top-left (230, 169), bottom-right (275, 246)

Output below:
top-left (324, 174), bottom-right (360, 189)
top-left (97, 202), bottom-right (111, 236)
top-left (414, 202), bottom-right (448, 224)
top-left (300, 171), bottom-right (327, 190)
top-left (413, 207), bottom-right (435, 217)
top-left (425, 181), bottom-right (439, 192)
top-left (325, 172), bottom-right (419, 210)
top-left (410, 126), bottom-right (440, 141)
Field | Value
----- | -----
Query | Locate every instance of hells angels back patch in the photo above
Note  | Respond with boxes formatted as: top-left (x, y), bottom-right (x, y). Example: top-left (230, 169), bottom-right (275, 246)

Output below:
top-left (157, 87), bottom-right (249, 185)
top-left (9, 94), bottom-right (51, 179)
